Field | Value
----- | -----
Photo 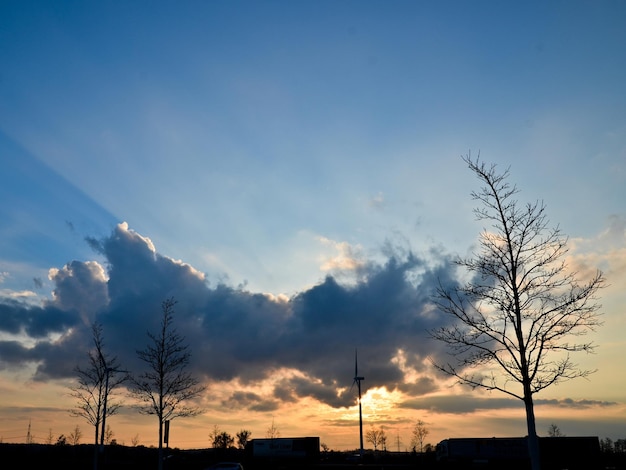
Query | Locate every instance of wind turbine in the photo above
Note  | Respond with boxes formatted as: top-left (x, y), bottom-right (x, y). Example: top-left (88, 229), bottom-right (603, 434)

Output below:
top-left (352, 349), bottom-right (365, 458)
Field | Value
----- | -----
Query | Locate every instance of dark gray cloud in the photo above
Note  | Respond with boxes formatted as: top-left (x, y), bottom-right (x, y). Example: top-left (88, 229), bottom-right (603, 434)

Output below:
top-left (399, 395), bottom-right (619, 414)
top-left (0, 222), bottom-right (457, 408)
top-left (400, 395), bottom-right (522, 414)
top-left (0, 298), bottom-right (80, 339)
top-left (534, 398), bottom-right (618, 408)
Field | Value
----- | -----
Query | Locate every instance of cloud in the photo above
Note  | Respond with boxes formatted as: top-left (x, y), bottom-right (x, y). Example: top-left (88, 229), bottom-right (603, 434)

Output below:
top-left (399, 395), bottom-right (619, 414)
top-left (3, 220), bottom-right (620, 417)
top-left (534, 398), bottom-right (618, 409)
top-left (368, 191), bottom-right (386, 210)
top-left (0, 299), bottom-right (79, 339)
top-left (399, 395), bottom-right (520, 414)
top-left (48, 260), bottom-right (109, 320)
top-left (317, 237), bottom-right (366, 273)
top-left (0, 222), bottom-right (458, 410)
top-left (220, 390), bottom-right (279, 412)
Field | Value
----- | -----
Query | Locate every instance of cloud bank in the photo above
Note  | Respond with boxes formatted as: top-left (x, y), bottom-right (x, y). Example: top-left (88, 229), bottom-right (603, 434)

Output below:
top-left (0, 222), bottom-right (456, 411)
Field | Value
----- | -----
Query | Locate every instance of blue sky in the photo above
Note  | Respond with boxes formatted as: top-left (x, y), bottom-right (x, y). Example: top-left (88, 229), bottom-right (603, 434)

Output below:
top-left (1, 1), bottom-right (625, 450)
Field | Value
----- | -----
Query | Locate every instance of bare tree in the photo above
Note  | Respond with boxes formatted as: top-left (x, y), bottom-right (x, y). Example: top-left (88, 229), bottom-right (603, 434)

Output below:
top-left (365, 426), bottom-right (385, 451)
top-left (103, 425), bottom-right (114, 445)
top-left (209, 425), bottom-right (222, 447)
top-left (379, 427), bottom-right (387, 452)
top-left (266, 418), bottom-right (280, 439)
top-left (410, 419), bottom-right (429, 453)
top-left (130, 297), bottom-right (205, 470)
top-left (547, 423), bottom-right (564, 437)
top-left (69, 322), bottom-right (126, 469)
top-left (69, 425), bottom-right (82, 445)
top-left (236, 429), bottom-right (252, 449)
top-left (431, 155), bottom-right (605, 470)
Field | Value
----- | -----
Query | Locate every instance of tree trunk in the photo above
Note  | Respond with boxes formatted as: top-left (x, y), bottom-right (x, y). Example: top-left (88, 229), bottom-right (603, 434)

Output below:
top-left (158, 418), bottom-right (164, 470)
top-left (93, 424), bottom-right (99, 470)
top-left (524, 393), bottom-right (541, 470)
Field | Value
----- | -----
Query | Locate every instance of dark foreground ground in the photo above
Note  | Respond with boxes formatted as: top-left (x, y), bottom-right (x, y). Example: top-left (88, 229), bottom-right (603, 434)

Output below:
top-left (2, 444), bottom-right (625, 470)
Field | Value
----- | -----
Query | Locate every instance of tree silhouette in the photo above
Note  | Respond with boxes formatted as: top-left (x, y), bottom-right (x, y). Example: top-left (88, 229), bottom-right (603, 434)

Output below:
top-left (365, 426), bottom-right (386, 451)
top-left (236, 429), bottom-right (252, 449)
top-left (214, 431), bottom-right (234, 449)
top-left (410, 419), bottom-right (429, 453)
top-left (69, 322), bottom-right (126, 470)
top-left (69, 425), bottom-right (82, 445)
top-left (266, 418), bottom-right (280, 439)
top-left (130, 297), bottom-right (205, 470)
top-left (431, 155), bottom-right (605, 470)
top-left (547, 423), bottom-right (564, 437)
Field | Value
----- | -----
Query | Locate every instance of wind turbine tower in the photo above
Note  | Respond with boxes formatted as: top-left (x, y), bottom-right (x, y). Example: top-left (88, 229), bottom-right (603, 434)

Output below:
top-left (352, 349), bottom-right (365, 458)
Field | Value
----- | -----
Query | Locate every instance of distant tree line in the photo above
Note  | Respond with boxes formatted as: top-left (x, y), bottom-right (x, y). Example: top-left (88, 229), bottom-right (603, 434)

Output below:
top-left (362, 420), bottom-right (433, 454)
top-left (208, 425), bottom-right (253, 449)
top-left (600, 437), bottom-right (626, 454)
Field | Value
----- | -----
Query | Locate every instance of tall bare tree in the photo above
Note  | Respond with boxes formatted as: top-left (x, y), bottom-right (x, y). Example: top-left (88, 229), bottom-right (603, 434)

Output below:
top-left (431, 155), bottom-right (605, 470)
top-left (69, 322), bottom-right (126, 469)
top-left (410, 419), bottom-right (429, 453)
top-left (130, 297), bottom-right (205, 470)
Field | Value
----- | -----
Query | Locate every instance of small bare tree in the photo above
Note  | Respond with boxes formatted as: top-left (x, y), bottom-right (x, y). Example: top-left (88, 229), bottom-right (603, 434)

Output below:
top-left (266, 418), bottom-right (280, 439)
top-left (379, 427), bottom-right (387, 452)
top-left (69, 425), bottom-right (82, 445)
top-left (46, 428), bottom-right (54, 445)
top-left (209, 424), bottom-right (222, 446)
top-left (103, 425), bottom-right (114, 445)
top-left (236, 429), bottom-right (252, 449)
top-left (547, 423), bottom-right (564, 437)
top-left (410, 419), bottom-right (429, 453)
top-left (365, 426), bottom-right (385, 451)
top-left (130, 297), bottom-right (205, 470)
top-left (431, 155), bottom-right (605, 470)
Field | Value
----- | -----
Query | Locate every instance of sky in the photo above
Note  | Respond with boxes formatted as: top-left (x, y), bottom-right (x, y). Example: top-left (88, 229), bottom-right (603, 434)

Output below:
top-left (1, 0), bottom-right (625, 452)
